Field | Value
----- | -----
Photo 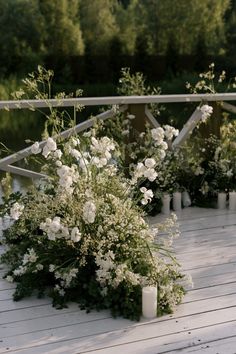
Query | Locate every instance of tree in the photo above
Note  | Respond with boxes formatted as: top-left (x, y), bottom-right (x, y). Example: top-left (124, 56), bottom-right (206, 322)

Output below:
top-left (158, 0), bottom-right (230, 55)
top-left (131, 0), bottom-right (230, 55)
top-left (0, 0), bottom-right (44, 74)
top-left (80, 0), bottom-right (118, 55)
top-left (38, 0), bottom-right (84, 56)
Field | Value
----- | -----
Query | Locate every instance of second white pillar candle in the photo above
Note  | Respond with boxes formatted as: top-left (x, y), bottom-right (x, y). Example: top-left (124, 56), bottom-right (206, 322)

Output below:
top-left (173, 192), bottom-right (182, 211)
top-left (142, 286), bottom-right (157, 319)
top-left (161, 194), bottom-right (170, 214)
top-left (217, 192), bottom-right (227, 209)
top-left (229, 191), bottom-right (236, 211)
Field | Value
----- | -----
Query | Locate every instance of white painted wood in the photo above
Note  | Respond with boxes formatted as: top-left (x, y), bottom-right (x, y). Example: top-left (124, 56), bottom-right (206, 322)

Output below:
top-left (0, 93), bottom-right (236, 111)
top-left (0, 105), bottom-right (127, 178)
top-left (4, 303), bottom-right (236, 354)
top-left (0, 108), bottom-right (119, 169)
top-left (0, 165), bottom-right (46, 179)
top-left (144, 106), bottom-right (160, 127)
top-left (1, 208), bottom-right (236, 353)
top-left (222, 101), bottom-right (236, 114)
top-left (172, 107), bottom-right (203, 148)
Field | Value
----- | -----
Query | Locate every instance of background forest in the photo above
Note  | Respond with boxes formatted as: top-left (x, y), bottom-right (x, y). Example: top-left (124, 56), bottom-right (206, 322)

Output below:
top-left (0, 0), bottom-right (235, 90)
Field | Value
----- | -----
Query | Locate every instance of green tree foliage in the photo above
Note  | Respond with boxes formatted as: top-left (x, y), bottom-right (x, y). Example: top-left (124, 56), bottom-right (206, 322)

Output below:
top-left (154, 0), bottom-right (230, 55)
top-left (0, 0), bottom-right (44, 74)
top-left (38, 0), bottom-right (84, 56)
top-left (0, 0), bottom-right (234, 78)
top-left (80, 0), bottom-right (118, 55)
top-left (131, 0), bottom-right (230, 55)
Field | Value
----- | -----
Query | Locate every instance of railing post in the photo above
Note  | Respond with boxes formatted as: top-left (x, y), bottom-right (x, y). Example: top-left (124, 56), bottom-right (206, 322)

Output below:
top-left (128, 104), bottom-right (147, 134)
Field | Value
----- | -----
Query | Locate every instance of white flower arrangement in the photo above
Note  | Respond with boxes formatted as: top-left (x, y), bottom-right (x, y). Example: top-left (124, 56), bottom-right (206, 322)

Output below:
top-left (1, 132), bottom-right (185, 320)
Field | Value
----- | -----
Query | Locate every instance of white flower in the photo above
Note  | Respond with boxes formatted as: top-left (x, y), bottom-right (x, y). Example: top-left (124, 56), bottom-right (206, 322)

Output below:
top-left (160, 141), bottom-right (168, 150)
top-left (194, 166), bottom-right (204, 176)
top-left (83, 201), bottom-right (96, 224)
top-left (56, 160), bottom-right (62, 167)
top-left (92, 156), bottom-right (108, 168)
top-left (49, 217), bottom-right (61, 233)
top-left (59, 175), bottom-right (73, 188)
top-left (200, 104), bottom-right (213, 122)
top-left (144, 168), bottom-right (158, 182)
top-left (151, 127), bottom-right (165, 143)
top-left (49, 264), bottom-right (56, 272)
top-left (31, 141), bottom-right (41, 154)
top-left (83, 131), bottom-right (91, 137)
top-left (159, 149), bottom-right (166, 159)
top-left (71, 227), bottom-right (81, 242)
top-left (54, 149), bottom-right (62, 159)
top-left (226, 169), bottom-right (233, 178)
top-left (42, 137), bottom-right (57, 158)
top-left (71, 137), bottom-right (80, 146)
top-left (140, 187), bottom-right (154, 205)
top-left (10, 202), bottom-right (24, 220)
top-left (127, 114), bottom-right (135, 120)
top-left (70, 148), bottom-right (81, 160)
top-left (136, 162), bottom-right (146, 176)
top-left (36, 264), bottom-right (44, 271)
top-left (46, 137), bottom-right (57, 151)
top-left (13, 265), bottom-right (27, 276)
top-left (22, 248), bottom-right (38, 265)
top-left (144, 158), bottom-right (156, 168)
top-left (6, 275), bottom-right (14, 283)
top-left (164, 125), bottom-right (179, 140)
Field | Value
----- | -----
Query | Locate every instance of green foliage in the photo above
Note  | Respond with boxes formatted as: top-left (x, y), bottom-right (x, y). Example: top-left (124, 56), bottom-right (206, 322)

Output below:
top-left (0, 0), bottom-right (44, 74)
top-left (38, 0), bottom-right (84, 56)
top-left (80, 0), bottom-right (118, 55)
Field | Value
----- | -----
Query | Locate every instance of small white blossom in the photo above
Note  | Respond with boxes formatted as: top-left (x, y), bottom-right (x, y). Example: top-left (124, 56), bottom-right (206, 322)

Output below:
top-left (6, 275), bottom-right (14, 283)
top-left (42, 137), bottom-right (57, 158)
top-left (10, 202), bottom-right (24, 220)
top-left (31, 141), bottom-right (42, 154)
top-left (127, 114), bottom-right (135, 120)
top-left (83, 201), bottom-right (96, 224)
top-left (36, 264), bottom-right (44, 271)
top-left (53, 149), bottom-right (62, 159)
top-left (144, 158), bottom-right (156, 169)
top-left (144, 168), bottom-right (158, 182)
top-left (71, 227), bottom-right (81, 242)
top-left (151, 127), bottom-right (165, 143)
top-left (49, 264), bottom-right (56, 272)
top-left (200, 104), bottom-right (213, 123)
top-left (140, 187), bottom-right (154, 205)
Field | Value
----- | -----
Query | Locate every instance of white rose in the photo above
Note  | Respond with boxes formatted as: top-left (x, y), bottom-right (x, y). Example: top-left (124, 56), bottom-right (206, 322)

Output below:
top-left (54, 149), bottom-right (62, 159)
top-left (71, 227), bottom-right (81, 242)
top-left (144, 168), bottom-right (158, 182)
top-left (46, 137), bottom-right (57, 151)
top-left (49, 217), bottom-right (61, 233)
top-left (31, 142), bottom-right (41, 154)
top-left (10, 202), bottom-right (24, 220)
top-left (144, 158), bottom-right (156, 168)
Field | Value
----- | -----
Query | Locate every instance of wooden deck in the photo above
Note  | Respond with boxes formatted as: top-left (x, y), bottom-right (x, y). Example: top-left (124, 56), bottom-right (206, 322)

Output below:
top-left (1, 207), bottom-right (236, 354)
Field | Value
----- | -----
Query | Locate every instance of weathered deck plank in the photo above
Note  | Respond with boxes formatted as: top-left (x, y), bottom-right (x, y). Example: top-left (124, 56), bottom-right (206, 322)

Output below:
top-left (1, 207), bottom-right (236, 354)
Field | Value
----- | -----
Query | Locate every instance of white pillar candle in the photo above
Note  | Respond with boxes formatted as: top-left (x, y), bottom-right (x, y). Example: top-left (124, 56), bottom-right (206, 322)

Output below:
top-left (161, 194), bottom-right (170, 214)
top-left (173, 192), bottom-right (182, 211)
top-left (142, 286), bottom-right (157, 319)
top-left (217, 192), bottom-right (227, 210)
top-left (182, 191), bottom-right (191, 207)
top-left (229, 191), bottom-right (236, 211)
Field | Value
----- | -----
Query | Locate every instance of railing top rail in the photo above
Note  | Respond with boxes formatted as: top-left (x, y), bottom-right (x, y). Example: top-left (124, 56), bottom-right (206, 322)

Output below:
top-left (1, 93), bottom-right (236, 110)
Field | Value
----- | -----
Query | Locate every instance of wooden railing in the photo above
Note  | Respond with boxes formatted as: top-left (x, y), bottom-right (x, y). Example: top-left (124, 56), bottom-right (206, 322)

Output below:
top-left (0, 94), bottom-right (236, 179)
